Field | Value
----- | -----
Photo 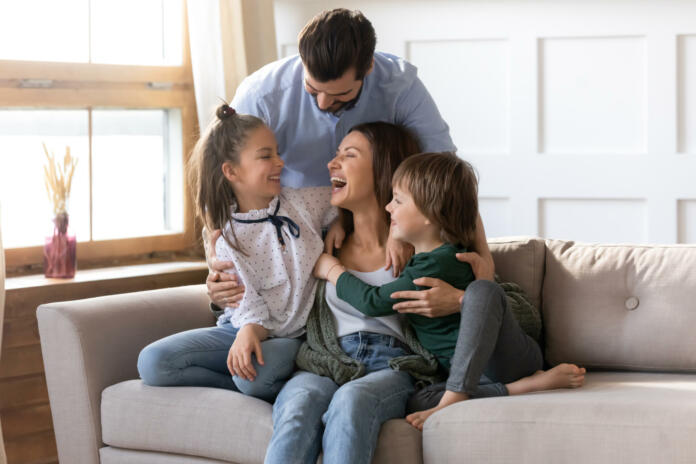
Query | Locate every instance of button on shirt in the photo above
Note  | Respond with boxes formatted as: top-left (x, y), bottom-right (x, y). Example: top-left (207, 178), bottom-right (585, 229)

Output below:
top-left (231, 52), bottom-right (456, 188)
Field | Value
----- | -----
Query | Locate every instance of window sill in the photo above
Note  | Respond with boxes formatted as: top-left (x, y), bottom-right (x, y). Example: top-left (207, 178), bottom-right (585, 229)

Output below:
top-left (6, 260), bottom-right (208, 291)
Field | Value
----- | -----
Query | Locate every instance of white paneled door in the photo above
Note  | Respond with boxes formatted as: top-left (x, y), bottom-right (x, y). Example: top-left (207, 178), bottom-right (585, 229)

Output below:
top-left (273, 0), bottom-right (696, 244)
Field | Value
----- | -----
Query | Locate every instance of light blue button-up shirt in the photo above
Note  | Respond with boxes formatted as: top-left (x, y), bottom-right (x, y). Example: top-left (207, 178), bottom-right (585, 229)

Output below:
top-left (231, 52), bottom-right (455, 188)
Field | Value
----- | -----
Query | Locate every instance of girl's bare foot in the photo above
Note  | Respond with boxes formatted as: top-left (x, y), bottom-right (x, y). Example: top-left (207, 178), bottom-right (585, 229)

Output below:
top-left (406, 390), bottom-right (469, 431)
top-left (507, 363), bottom-right (586, 395)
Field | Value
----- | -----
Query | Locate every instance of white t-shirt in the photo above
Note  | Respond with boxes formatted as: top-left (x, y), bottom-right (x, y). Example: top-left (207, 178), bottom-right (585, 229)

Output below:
top-left (325, 267), bottom-right (406, 342)
top-left (215, 187), bottom-right (335, 338)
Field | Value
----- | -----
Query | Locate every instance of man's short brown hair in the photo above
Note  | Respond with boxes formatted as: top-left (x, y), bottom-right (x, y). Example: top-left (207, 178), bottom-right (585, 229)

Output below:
top-left (298, 8), bottom-right (376, 82)
top-left (392, 152), bottom-right (479, 248)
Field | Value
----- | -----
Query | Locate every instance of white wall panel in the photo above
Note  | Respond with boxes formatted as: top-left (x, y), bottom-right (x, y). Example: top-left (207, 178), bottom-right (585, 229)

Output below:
top-left (479, 197), bottom-right (512, 239)
top-left (408, 40), bottom-right (509, 155)
top-left (273, 0), bottom-right (696, 244)
top-left (539, 37), bottom-right (647, 154)
top-left (539, 199), bottom-right (647, 243)
top-left (678, 200), bottom-right (696, 244)
top-left (678, 35), bottom-right (696, 154)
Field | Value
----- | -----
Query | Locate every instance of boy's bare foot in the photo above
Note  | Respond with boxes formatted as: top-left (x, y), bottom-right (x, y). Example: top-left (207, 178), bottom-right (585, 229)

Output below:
top-left (507, 363), bottom-right (586, 395)
top-left (406, 390), bottom-right (469, 431)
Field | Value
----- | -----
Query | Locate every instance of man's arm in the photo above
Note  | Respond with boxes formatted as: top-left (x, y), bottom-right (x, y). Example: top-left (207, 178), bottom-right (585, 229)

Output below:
top-left (396, 76), bottom-right (456, 153)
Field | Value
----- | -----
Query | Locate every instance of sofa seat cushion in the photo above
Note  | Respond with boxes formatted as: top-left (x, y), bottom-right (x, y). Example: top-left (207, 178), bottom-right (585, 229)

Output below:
top-left (422, 372), bottom-right (696, 464)
top-left (102, 379), bottom-right (424, 464)
top-left (102, 380), bottom-right (273, 464)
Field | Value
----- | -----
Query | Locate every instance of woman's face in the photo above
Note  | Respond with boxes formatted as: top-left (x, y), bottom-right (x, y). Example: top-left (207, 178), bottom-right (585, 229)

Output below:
top-left (327, 130), bottom-right (375, 209)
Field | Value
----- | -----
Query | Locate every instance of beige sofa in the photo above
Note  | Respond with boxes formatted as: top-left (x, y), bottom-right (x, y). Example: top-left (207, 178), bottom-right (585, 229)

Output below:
top-left (37, 237), bottom-right (696, 464)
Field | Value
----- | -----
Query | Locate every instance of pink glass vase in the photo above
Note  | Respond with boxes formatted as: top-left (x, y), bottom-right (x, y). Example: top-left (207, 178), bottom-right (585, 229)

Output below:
top-left (44, 212), bottom-right (77, 278)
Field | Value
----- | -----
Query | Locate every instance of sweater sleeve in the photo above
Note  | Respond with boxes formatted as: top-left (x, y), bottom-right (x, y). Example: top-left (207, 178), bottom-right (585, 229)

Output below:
top-left (335, 257), bottom-right (438, 316)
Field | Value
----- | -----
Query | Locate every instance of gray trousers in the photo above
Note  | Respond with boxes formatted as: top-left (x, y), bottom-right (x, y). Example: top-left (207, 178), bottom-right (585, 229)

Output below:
top-left (407, 280), bottom-right (543, 412)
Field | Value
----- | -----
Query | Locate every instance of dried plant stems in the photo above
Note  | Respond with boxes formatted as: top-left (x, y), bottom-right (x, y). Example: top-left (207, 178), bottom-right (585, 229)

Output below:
top-left (42, 143), bottom-right (78, 217)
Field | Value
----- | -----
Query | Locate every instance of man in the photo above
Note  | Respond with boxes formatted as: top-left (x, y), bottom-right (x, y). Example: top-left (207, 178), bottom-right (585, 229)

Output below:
top-left (209, 8), bottom-right (494, 320)
top-left (231, 8), bottom-right (456, 188)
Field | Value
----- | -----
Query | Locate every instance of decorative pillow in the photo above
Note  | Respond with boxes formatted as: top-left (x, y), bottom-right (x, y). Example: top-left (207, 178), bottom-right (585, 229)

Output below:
top-left (544, 240), bottom-right (696, 372)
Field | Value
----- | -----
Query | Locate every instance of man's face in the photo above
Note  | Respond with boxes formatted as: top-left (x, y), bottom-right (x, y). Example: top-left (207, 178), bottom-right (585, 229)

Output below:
top-left (303, 67), bottom-right (365, 113)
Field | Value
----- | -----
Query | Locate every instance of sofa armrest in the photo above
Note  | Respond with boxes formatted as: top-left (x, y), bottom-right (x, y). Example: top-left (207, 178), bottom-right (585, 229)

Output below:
top-left (37, 284), bottom-right (214, 464)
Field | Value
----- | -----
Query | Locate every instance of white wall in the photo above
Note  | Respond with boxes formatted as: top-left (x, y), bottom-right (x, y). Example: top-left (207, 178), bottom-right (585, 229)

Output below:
top-left (273, 0), bottom-right (696, 244)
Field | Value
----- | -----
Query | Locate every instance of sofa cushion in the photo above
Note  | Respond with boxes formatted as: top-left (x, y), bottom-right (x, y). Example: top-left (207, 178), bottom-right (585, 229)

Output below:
top-left (543, 240), bottom-right (696, 371)
top-left (423, 372), bottom-right (696, 464)
top-left (102, 380), bottom-right (423, 464)
top-left (488, 236), bottom-right (545, 310)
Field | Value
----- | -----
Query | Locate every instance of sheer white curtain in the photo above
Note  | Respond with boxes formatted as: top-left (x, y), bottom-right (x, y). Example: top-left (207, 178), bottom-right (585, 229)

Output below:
top-left (0, 202), bottom-right (6, 464)
top-left (186, 0), bottom-right (278, 130)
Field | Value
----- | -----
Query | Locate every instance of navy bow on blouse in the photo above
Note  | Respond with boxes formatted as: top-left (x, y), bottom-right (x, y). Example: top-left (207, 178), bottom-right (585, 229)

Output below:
top-left (232, 199), bottom-right (300, 248)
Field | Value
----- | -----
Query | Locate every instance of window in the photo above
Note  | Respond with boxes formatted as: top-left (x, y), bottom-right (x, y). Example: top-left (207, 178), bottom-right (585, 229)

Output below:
top-left (0, 0), bottom-right (197, 269)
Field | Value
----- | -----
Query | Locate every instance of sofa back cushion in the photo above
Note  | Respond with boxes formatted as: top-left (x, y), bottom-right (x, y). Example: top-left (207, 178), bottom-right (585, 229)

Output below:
top-left (543, 240), bottom-right (696, 372)
top-left (488, 237), bottom-right (545, 311)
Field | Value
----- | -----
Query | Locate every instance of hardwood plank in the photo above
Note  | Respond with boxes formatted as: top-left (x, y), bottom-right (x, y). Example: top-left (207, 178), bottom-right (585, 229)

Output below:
top-left (4, 429), bottom-right (57, 464)
top-left (3, 316), bottom-right (40, 349)
top-left (0, 375), bottom-right (49, 410)
top-left (1, 403), bottom-right (53, 439)
top-left (0, 345), bottom-right (44, 380)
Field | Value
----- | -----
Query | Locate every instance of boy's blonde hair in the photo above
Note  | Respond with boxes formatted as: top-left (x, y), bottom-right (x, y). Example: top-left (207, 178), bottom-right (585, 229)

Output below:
top-left (392, 152), bottom-right (478, 247)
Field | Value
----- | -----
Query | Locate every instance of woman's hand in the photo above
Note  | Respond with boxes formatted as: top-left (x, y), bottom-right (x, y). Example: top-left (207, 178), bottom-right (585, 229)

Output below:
top-left (456, 251), bottom-right (495, 281)
top-left (206, 229), bottom-right (245, 308)
top-left (227, 324), bottom-right (268, 381)
top-left (385, 235), bottom-right (414, 277)
top-left (324, 219), bottom-right (346, 253)
top-left (390, 277), bottom-right (464, 318)
top-left (313, 253), bottom-right (343, 283)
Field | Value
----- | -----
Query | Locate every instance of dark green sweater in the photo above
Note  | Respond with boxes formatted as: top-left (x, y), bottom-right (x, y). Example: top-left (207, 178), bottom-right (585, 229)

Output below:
top-left (336, 243), bottom-right (474, 369)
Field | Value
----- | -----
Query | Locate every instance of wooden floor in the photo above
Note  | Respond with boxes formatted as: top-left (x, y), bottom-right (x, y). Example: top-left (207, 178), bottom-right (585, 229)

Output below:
top-left (0, 262), bottom-right (208, 464)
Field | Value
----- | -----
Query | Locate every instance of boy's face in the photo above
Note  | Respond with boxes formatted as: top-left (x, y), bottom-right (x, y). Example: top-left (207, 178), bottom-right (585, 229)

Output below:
top-left (303, 66), bottom-right (368, 113)
top-left (385, 183), bottom-right (431, 244)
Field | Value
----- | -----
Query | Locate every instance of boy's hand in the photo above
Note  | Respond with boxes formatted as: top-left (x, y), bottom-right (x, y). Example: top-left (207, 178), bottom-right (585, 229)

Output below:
top-left (324, 219), bottom-right (346, 253)
top-left (390, 277), bottom-right (464, 318)
top-left (385, 234), bottom-right (414, 277)
top-left (313, 253), bottom-right (342, 281)
top-left (228, 324), bottom-right (268, 381)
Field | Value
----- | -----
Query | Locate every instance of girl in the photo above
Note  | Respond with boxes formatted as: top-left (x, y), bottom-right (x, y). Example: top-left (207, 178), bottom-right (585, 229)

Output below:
top-left (137, 104), bottom-right (337, 401)
top-left (314, 152), bottom-right (586, 430)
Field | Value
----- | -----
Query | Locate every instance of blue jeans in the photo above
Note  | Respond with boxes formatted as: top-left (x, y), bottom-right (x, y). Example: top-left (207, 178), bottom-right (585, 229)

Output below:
top-left (264, 332), bottom-right (415, 464)
top-left (137, 322), bottom-right (302, 402)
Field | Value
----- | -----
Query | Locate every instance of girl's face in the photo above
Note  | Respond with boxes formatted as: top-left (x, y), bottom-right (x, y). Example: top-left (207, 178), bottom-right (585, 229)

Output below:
top-left (327, 130), bottom-right (375, 209)
top-left (385, 182), bottom-right (431, 244)
top-left (223, 125), bottom-right (284, 210)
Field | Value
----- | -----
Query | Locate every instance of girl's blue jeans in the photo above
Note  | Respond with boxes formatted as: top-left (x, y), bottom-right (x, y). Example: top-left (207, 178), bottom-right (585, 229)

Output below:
top-left (264, 332), bottom-right (415, 464)
top-left (137, 322), bottom-right (301, 402)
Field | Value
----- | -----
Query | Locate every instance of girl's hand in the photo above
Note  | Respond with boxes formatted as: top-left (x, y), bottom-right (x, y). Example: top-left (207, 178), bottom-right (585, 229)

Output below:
top-left (324, 219), bottom-right (346, 253)
top-left (206, 229), bottom-right (245, 308)
top-left (313, 253), bottom-right (341, 280)
top-left (385, 235), bottom-right (414, 277)
top-left (228, 324), bottom-right (268, 381)
top-left (390, 277), bottom-right (464, 318)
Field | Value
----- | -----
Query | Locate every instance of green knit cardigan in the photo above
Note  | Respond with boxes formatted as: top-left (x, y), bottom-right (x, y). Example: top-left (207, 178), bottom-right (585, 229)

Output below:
top-left (294, 276), bottom-right (542, 386)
